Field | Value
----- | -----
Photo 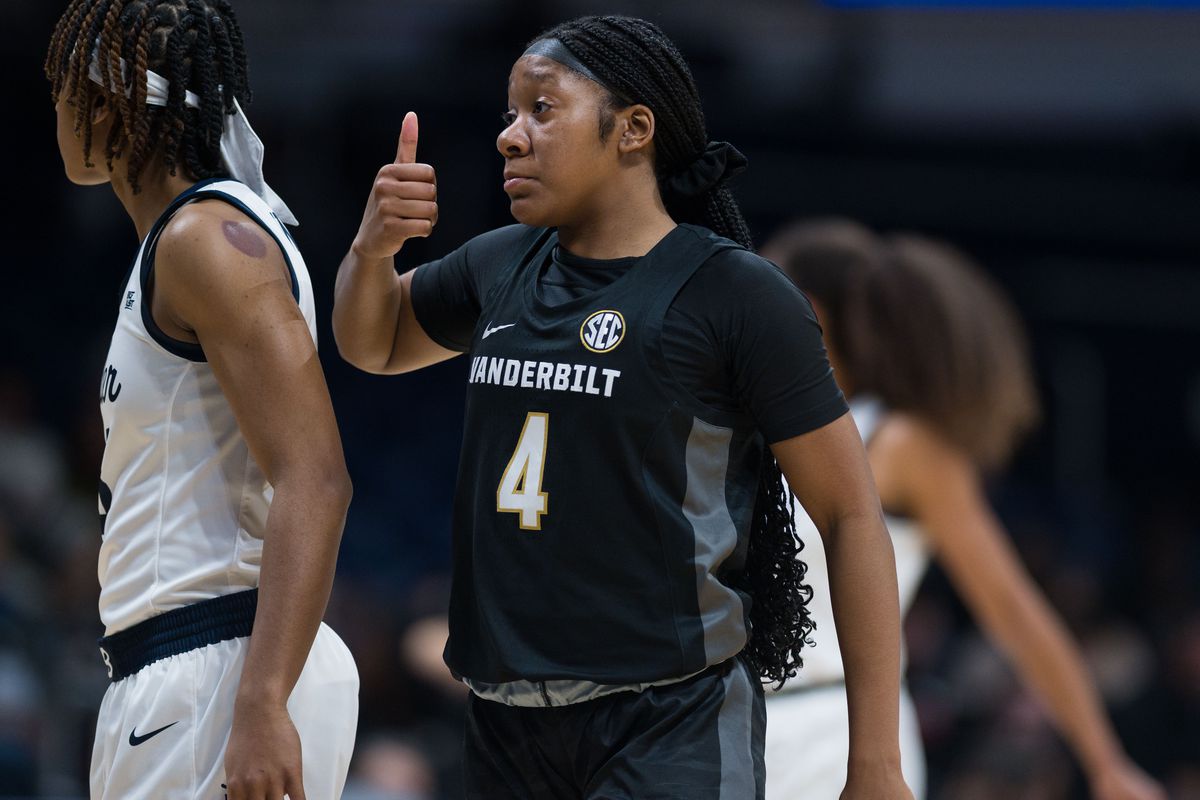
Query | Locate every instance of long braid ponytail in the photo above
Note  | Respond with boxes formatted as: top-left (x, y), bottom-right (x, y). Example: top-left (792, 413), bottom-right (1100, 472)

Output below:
top-left (534, 16), bottom-right (814, 686)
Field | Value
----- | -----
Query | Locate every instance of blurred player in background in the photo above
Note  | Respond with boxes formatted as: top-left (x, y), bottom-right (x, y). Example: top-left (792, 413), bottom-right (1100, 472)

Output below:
top-left (335, 15), bottom-right (913, 800)
top-left (762, 219), bottom-right (1165, 800)
top-left (45, 1), bottom-right (358, 797)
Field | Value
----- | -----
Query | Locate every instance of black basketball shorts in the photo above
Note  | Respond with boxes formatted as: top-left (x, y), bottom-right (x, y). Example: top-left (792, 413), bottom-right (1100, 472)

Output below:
top-left (464, 658), bottom-right (765, 799)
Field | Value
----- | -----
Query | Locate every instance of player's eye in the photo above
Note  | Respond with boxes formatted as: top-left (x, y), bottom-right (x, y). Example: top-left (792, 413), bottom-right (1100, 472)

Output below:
top-left (532, 101), bottom-right (549, 114)
top-left (500, 110), bottom-right (517, 128)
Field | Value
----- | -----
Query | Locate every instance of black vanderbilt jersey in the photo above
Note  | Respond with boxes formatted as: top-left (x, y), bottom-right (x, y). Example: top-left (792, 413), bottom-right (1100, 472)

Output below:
top-left (435, 224), bottom-right (788, 686)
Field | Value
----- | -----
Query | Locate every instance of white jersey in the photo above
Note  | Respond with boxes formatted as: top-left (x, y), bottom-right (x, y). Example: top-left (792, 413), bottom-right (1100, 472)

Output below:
top-left (97, 178), bottom-right (316, 636)
top-left (781, 396), bottom-right (931, 689)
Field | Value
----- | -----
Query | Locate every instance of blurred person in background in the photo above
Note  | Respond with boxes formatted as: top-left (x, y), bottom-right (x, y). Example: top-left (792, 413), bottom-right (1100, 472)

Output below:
top-left (335, 15), bottom-right (913, 800)
top-left (45, 0), bottom-right (358, 797)
top-left (342, 734), bottom-right (437, 800)
top-left (761, 219), bottom-right (1164, 800)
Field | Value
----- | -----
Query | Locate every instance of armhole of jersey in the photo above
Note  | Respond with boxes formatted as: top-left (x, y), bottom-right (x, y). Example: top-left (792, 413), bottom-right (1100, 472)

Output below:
top-left (649, 242), bottom-right (750, 430)
top-left (850, 396), bottom-right (887, 448)
top-left (853, 398), bottom-right (916, 521)
top-left (140, 187), bottom-right (301, 363)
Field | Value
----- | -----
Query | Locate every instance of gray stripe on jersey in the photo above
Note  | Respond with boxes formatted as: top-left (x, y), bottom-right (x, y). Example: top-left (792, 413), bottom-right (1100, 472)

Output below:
top-left (717, 659), bottom-right (756, 799)
top-left (682, 418), bottom-right (748, 665)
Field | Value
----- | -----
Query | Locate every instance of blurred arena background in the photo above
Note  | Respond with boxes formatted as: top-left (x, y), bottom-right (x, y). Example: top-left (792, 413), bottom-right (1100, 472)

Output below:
top-left (3, 0), bottom-right (1199, 797)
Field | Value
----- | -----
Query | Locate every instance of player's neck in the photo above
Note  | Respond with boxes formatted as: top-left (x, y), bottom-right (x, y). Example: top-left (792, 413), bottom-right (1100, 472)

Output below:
top-left (557, 179), bottom-right (675, 260)
top-left (109, 158), bottom-right (199, 242)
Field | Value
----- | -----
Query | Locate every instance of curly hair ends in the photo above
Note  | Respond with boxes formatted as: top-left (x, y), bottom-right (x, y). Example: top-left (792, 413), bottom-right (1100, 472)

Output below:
top-left (736, 452), bottom-right (815, 688)
top-left (45, 0), bottom-right (251, 193)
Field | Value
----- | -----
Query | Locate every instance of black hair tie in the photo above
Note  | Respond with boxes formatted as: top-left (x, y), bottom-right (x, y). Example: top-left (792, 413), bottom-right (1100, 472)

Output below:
top-left (663, 141), bottom-right (748, 200)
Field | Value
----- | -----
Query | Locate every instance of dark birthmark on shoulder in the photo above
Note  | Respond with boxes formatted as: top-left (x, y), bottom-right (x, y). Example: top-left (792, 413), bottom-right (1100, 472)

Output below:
top-left (222, 220), bottom-right (268, 259)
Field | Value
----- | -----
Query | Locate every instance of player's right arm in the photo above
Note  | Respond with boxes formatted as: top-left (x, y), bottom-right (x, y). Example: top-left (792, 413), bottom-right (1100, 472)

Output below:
top-left (772, 421), bottom-right (913, 800)
top-left (333, 111), bottom-right (457, 374)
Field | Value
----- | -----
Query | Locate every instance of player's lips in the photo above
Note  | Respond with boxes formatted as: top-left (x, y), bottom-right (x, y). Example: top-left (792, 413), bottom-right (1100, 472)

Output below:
top-left (503, 173), bottom-right (536, 192)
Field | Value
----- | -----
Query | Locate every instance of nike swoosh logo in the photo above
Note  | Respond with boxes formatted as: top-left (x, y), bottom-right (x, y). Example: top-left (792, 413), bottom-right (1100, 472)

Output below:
top-left (483, 323), bottom-right (516, 339)
top-left (129, 721), bottom-right (180, 746)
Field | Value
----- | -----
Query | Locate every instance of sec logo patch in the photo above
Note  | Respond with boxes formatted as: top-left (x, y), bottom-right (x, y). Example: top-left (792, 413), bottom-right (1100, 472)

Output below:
top-left (580, 310), bottom-right (626, 353)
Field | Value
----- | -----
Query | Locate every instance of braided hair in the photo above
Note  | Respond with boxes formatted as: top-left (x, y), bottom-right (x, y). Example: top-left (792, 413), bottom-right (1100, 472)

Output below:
top-left (534, 16), bottom-right (813, 687)
top-left (45, 0), bottom-right (251, 193)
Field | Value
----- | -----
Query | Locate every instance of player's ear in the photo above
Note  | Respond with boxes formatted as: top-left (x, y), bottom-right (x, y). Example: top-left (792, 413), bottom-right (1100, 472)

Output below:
top-left (91, 93), bottom-right (112, 125)
top-left (616, 104), bottom-right (655, 155)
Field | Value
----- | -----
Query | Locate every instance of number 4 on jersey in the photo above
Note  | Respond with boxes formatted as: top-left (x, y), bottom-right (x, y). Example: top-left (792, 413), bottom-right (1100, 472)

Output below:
top-left (497, 412), bottom-right (549, 530)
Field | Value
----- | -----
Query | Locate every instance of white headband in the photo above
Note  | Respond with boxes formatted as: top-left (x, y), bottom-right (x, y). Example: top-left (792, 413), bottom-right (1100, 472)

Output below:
top-left (86, 53), bottom-right (298, 226)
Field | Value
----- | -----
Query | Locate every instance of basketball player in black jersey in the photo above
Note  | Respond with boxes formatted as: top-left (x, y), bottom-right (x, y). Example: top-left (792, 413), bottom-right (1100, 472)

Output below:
top-left (335, 16), bottom-right (913, 799)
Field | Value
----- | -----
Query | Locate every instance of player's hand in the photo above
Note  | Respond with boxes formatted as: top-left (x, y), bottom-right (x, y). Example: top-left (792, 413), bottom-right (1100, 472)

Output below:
top-left (351, 110), bottom-right (438, 261)
top-left (224, 697), bottom-right (306, 800)
top-left (840, 762), bottom-right (915, 800)
top-left (1090, 758), bottom-right (1167, 800)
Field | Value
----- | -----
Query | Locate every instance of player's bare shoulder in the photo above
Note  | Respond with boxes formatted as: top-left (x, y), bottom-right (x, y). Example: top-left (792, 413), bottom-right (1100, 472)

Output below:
top-left (155, 201), bottom-right (293, 296)
top-left (158, 199), bottom-right (287, 270)
top-left (151, 199), bottom-right (298, 336)
top-left (871, 412), bottom-right (974, 511)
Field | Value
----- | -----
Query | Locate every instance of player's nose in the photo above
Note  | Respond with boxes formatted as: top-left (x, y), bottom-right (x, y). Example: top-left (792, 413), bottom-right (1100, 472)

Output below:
top-left (497, 117), bottom-right (530, 158)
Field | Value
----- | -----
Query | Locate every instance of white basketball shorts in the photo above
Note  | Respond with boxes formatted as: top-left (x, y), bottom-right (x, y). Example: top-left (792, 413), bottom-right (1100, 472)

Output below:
top-left (90, 622), bottom-right (358, 799)
top-left (764, 683), bottom-right (926, 800)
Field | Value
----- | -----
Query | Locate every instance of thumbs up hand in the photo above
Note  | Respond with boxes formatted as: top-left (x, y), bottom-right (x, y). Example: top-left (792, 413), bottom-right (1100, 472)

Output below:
top-left (352, 111), bottom-right (439, 260)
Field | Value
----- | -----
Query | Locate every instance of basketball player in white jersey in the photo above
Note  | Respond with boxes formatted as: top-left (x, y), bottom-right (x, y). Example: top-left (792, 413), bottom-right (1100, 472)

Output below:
top-left (762, 220), bottom-right (1164, 800)
top-left (46, 2), bottom-right (358, 797)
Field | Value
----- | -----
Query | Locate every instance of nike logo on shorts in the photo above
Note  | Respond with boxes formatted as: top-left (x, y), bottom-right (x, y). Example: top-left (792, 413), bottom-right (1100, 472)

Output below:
top-left (129, 720), bottom-right (180, 746)
top-left (483, 322), bottom-right (517, 339)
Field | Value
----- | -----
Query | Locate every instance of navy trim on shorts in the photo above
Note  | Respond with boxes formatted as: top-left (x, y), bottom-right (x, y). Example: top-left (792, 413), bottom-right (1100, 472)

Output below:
top-left (97, 588), bottom-right (258, 681)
